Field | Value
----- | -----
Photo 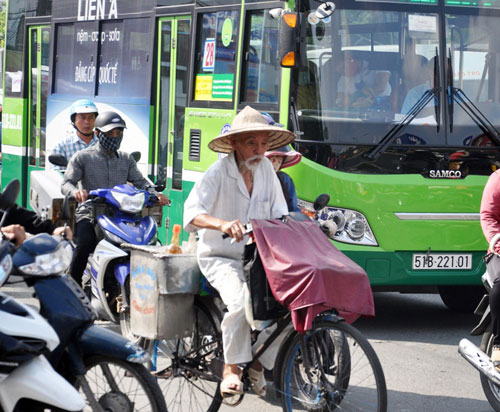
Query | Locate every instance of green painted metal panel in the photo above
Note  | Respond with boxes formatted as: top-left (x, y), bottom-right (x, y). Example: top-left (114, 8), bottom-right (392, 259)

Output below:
top-left (287, 156), bottom-right (487, 250)
top-left (183, 108), bottom-right (235, 172)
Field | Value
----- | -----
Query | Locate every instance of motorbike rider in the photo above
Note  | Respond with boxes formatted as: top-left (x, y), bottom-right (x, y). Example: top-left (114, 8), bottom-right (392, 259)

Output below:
top-left (51, 99), bottom-right (99, 168)
top-left (183, 106), bottom-right (294, 398)
top-left (480, 169), bottom-right (500, 370)
top-left (61, 111), bottom-right (169, 286)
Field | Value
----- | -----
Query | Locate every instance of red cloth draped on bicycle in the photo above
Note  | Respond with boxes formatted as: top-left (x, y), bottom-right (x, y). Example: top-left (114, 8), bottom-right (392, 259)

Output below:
top-left (251, 218), bottom-right (374, 334)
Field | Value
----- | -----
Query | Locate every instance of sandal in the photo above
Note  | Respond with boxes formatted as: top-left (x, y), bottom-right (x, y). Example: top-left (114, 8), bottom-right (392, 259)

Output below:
top-left (492, 346), bottom-right (500, 371)
top-left (248, 367), bottom-right (267, 397)
top-left (220, 373), bottom-right (244, 398)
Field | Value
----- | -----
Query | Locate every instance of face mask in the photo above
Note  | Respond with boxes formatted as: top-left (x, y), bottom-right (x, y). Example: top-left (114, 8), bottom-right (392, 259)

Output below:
top-left (98, 130), bottom-right (123, 152)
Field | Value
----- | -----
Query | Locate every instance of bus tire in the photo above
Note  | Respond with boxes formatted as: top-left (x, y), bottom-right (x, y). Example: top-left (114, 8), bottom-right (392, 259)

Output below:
top-left (438, 285), bottom-right (485, 313)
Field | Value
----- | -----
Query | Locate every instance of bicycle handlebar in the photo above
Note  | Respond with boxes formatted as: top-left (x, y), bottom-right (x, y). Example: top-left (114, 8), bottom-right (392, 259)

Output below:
top-left (221, 223), bottom-right (252, 240)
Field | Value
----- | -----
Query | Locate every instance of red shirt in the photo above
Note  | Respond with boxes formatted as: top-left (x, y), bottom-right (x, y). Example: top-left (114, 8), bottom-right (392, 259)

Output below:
top-left (480, 170), bottom-right (500, 251)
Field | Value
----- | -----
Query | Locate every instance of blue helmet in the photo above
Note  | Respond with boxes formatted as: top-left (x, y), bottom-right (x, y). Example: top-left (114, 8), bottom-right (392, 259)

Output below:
top-left (70, 99), bottom-right (98, 122)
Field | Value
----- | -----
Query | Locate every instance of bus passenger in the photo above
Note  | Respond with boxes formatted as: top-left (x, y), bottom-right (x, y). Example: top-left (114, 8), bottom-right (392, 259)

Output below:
top-left (335, 51), bottom-right (391, 108)
top-left (480, 170), bottom-right (500, 370)
top-left (61, 111), bottom-right (169, 286)
top-left (183, 106), bottom-right (294, 398)
top-left (400, 57), bottom-right (435, 115)
top-left (51, 99), bottom-right (99, 169)
top-left (265, 144), bottom-right (302, 213)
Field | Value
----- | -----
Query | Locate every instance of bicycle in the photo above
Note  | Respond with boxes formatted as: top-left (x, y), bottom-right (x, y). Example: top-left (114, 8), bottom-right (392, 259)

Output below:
top-left (142, 227), bottom-right (387, 411)
top-left (137, 192), bottom-right (386, 411)
top-left (144, 293), bottom-right (386, 412)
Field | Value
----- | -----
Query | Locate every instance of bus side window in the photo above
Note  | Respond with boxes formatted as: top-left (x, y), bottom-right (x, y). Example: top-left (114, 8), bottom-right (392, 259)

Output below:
top-left (241, 9), bottom-right (280, 104)
top-left (193, 10), bottom-right (240, 103)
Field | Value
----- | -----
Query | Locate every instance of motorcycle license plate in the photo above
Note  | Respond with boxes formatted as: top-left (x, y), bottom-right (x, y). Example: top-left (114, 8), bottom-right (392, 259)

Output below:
top-left (412, 254), bottom-right (472, 270)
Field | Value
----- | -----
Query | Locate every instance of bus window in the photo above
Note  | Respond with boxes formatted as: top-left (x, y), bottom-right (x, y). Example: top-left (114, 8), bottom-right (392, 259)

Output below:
top-left (98, 18), bottom-right (152, 98)
top-left (5, 3), bottom-right (26, 97)
top-left (193, 10), bottom-right (239, 102)
top-left (446, 13), bottom-right (500, 147)
top-left (241, 9), bottom-right (280, 104)
top-left (297, 9), bottom-right (441, 152)
top-left (26, 0), bottom-right (52, 16)
top-left (53, 22), bottom-right (97, 96)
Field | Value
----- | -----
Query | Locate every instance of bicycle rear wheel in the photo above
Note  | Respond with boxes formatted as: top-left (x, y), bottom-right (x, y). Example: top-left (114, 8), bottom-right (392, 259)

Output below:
top-left (278, 318), bottom-right (387, 412)
top-left (146, 299), bottom-right (223, 412)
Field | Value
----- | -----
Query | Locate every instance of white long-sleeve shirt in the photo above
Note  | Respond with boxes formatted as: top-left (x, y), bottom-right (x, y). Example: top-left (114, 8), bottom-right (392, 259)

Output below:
top-left (184, 151), bottom-right (288, 278)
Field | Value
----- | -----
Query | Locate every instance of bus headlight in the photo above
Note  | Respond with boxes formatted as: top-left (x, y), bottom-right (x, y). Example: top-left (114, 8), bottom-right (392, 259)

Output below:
top-left (298, 199), bottom-right (378, 246)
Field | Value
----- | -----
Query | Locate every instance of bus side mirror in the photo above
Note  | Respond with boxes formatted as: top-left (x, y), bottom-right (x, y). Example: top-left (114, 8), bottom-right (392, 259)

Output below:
top-left (278, 12), bottom-right (306, 68)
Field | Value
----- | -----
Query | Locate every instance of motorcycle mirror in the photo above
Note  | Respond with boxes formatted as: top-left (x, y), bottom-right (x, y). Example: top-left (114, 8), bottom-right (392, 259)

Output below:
top-left (131, 151), bottom-right (141, 162)
top-left (155, 183), bottom-right (166, 193)
top-left (155, 166), bottom-right (166, 192)
top-left (313, 193), bottom-right (330, 211)
top-left (48, 154), bottom-right (68, 168)
top-left (0, 179), bottom-right (20, 211)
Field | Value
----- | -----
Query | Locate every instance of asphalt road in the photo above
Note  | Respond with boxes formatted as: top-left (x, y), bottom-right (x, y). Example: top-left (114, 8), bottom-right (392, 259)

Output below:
top-left (223, 292), bottom-right (491, 412)
top-left (4, 282), bottom-right (493, 412)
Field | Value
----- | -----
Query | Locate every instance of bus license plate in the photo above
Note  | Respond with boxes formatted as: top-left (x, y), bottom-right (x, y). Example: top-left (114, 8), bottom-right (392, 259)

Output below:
top-left (412, 254), bottom-right (472, 270)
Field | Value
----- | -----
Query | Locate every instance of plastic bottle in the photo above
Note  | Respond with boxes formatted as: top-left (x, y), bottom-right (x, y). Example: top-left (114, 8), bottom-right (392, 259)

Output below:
top-left (166, 224), bottom-right (182, 254)
top-left (182, 232), bottom-right (197, 254)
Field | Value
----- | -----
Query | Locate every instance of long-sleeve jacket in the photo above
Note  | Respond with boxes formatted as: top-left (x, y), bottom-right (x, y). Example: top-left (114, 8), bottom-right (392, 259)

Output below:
top-left (62, 143), bottom-right (150, 222)
top-left (1, 204), bottom-right (55, 234)
top-left (480, 169), bottom-right (500, 251)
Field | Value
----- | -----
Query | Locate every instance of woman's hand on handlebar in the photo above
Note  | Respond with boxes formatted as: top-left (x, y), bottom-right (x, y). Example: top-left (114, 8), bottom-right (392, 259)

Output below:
top-left (221, 219), bottom-right (246, 242)
top-left (1, 224), bottom-right (26, 247)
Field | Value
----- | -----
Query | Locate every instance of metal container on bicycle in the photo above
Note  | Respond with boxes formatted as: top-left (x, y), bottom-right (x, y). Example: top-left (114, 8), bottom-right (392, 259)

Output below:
top-left (128, 244), bottom-right (201, 339)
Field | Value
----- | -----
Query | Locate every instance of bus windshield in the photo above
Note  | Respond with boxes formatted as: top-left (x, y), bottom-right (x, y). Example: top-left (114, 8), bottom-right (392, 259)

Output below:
top-left (293, 2), bottom-right (500, 176)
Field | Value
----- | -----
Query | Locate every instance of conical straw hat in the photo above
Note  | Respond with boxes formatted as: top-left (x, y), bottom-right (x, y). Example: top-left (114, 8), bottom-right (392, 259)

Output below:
top-left (208, 106), bottom-right (296, 153)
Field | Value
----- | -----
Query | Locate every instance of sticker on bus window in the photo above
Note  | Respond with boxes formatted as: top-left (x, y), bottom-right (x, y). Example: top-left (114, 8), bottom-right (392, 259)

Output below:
top-left (202, 38), bottom-right (216, 72)
top-left (221, 19), bottom-right (233, 47)
top-left (212, 74), bottom-right (234, 99)
top-left (194, 74), bottom-right (213, 100)
top-left (408, 15), bottom-right (437, 33)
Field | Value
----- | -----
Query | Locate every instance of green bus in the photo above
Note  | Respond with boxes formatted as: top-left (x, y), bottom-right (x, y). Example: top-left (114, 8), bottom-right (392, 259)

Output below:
top-left (3, 0), bottom-right (497, 310)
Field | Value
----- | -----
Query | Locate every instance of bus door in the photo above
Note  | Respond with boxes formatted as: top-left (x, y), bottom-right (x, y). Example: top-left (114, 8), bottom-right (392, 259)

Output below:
top-left (155, 16), bottom-right (192, 242)
top-left (26, 26), bottom-right (50, 205)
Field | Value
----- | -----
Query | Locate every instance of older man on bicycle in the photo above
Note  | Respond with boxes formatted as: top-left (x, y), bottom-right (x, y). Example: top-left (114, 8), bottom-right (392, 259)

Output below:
top-left (183, 106), bottom-right (295, 398)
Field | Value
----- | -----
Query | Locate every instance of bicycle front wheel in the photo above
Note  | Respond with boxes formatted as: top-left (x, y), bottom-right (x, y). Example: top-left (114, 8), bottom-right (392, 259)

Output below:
top-left (147, 299), bottom-right (223, 412)
top-left (278, 319), bottom-right (387, 412)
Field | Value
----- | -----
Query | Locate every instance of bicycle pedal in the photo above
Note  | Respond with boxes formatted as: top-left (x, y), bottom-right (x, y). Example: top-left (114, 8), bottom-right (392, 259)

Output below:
top-left (221, 393), bottom-right (244, 407)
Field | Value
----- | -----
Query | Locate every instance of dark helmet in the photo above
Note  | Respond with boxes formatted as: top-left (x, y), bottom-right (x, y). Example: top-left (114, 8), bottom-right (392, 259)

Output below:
top-left (94, 111), bottom-right (127, 133)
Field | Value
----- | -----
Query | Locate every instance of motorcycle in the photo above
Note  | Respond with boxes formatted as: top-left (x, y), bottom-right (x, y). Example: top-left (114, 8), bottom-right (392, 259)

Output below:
top-left (459, 259), bottom-right (500, 411)
top-left (49, 153), bottom-right (166, 341)
top-left (0, 180), bottom-right (85, 412)
top-left (3, 179), bottom-right (168, 412)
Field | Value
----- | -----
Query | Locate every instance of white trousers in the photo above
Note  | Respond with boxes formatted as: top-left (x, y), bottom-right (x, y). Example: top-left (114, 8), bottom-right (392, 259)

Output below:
top-left (206, 265), bottom-right (286, 369)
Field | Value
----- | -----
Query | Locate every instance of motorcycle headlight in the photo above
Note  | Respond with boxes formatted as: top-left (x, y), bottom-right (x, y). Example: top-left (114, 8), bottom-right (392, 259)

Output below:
top-left (298, 199), bottom-right (378, 246)
top-left (111, 191), bottom-right (145, 213)
top-left (103, 228), bottom-right (126, 244)
top-left (0, 254), bottom-right (12, 287)
top-left (18, 242), bottom-right (73, 276)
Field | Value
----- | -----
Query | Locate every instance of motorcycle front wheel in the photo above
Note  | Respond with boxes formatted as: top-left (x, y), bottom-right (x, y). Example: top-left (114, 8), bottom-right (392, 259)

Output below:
top-left (76, 355), bottom-right (167, 412)
top-left (480, 331), bottom-right (500, 411)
